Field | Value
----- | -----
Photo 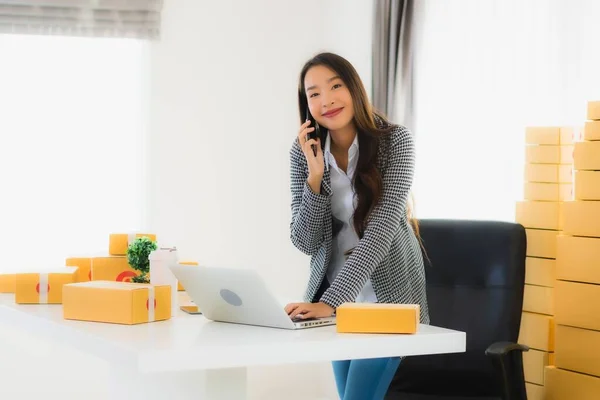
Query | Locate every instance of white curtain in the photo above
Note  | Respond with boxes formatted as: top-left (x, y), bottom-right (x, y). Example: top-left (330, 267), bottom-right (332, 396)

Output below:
top-left (0, 0), bottom-right (162, 39)
top-left (410, 0), bottom-right (600, 222)
top-left (0, 34), bottom-right (146, 272)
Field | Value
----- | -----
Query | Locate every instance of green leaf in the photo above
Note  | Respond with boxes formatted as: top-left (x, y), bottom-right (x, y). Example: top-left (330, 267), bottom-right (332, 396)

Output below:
top-left (126, 237), bottom-right (158, 278)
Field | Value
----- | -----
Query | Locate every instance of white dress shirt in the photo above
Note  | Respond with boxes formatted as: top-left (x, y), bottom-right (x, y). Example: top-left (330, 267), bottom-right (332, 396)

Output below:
top-left (324, 133), bottom-right (378, 303)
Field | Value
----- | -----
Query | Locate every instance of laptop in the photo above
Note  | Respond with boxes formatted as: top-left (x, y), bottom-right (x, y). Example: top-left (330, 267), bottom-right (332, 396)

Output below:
top-left (169, 264), bottom-right (336, 330)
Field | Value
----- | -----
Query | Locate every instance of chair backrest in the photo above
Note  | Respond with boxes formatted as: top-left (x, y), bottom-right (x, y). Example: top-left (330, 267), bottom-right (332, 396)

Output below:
top-left (389, 219), bottom-right (526, 397)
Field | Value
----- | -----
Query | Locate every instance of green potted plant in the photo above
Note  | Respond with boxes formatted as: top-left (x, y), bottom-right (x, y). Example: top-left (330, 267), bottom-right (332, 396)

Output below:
top-left (126, 236), bottom-right (158, 283)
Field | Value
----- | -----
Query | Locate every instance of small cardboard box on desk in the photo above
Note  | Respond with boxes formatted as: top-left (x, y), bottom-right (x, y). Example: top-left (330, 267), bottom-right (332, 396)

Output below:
top-left (65, 254), bottom-right (140, 282)
top-left (108, 233), bottom-right (157, 256)
top-left (336, 303), bottom-right (420, 334)
top-left (63, 281), bottom-right (171, 325)
top-left (15, 267), bottom-right (79, 304)
top-left (0, 273), bottom-right (16, 293)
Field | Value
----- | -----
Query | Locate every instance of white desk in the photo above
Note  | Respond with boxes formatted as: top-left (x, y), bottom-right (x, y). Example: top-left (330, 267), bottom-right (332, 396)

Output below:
top-left (0, 293), bottom-right (465, 400)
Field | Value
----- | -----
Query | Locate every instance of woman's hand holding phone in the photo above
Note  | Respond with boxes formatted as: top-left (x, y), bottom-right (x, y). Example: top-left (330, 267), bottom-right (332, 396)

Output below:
top-left (298, 119), bottom-right (324, 194)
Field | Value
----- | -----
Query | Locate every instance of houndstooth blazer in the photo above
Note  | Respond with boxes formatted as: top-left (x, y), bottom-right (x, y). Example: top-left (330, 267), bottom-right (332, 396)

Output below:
top-left (289, 120), bottom-right (430, 324)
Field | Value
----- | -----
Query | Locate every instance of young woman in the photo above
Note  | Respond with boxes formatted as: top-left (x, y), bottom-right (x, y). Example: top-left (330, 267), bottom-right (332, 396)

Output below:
top-left (284, 52), bottom-right (430, 400)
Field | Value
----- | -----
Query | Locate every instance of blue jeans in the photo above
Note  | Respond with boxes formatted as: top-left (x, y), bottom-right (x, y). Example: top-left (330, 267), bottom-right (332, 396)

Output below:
top-left (332, 357), bottom-right (401, 400)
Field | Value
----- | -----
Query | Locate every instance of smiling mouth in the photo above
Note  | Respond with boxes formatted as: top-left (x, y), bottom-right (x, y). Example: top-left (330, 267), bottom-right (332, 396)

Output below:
top-left (322, 107), bottom-right (343, 118)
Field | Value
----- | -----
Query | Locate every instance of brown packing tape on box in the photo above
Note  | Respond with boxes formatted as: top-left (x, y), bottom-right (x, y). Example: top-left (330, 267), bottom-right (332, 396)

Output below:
top-left (556, 235), bottom-right (600, 284)
top-left (555, 325), bottom-right (600, 378)
top-left (545, 366), bottom-right (600, 400)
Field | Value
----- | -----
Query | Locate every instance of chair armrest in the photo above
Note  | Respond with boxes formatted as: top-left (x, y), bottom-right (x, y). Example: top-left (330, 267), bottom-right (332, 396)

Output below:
top-left (485, 341), bottom-right (529, 400)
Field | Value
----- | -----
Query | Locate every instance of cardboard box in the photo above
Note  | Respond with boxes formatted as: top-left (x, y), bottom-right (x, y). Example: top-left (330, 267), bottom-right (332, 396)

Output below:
top-left (63, 281), bottom-right (171, 325)
top-left (574, 170), bottom-right (600, 200)
top-left (556, 235), bottom-right (600, 284)
top-left (526, 144), bottom-right (574, 165)
top-left (555, 325), bottom-right (600, 378)
top-left (555, 280), bottom-right (600, 332)
top-left (524, 182), bottom-right (572, 202)
top-left (545, 366), bottom-right (600, 400)
top-left (109, 233), bottom-right (157, 256)
top-left (583, 120), bottom-right (600, 141)
top-left (573, 141), bottom-right (600, 171)
top-left (515, 201), bottom-right (563, 230)
top-left (525, 257), bottom-right (555, 287)
top-left (526, 383), bottom-right (544, 400)
top-left (525, 126), bottom-right (581, 145)
top-left (91, 256), bottom-right (139, 282)
top-left (65, 257), bottom-right (92, 282)
top-left (519, 311), bottom-right (555, 351)
top-left (523, 284), bottom-right (554, 315)
top-left (0, 273), bottom-right (16, 293)
top-left (525, 164), bottom-right (572, 183)
top-left (526, 182), bottom-right (572, 202)
top-left (523, 348), bottom-right (551, 385)
top-left (588, 100), bottom-right (600, 121)
top-left (526, 229), bottom-right (558, 258)
top-left (563, 201), bottom-right (600, 237)
top-left (177, 261), bottom-right (199, 291)
top-left (15, 267), bottom-right (78, 304)
top-left (336, 303), bottom-right (419, 334)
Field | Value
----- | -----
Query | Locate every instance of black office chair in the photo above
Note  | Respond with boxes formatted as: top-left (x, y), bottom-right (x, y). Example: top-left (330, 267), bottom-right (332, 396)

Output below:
top-left (386, 219), bottom-right (529, 400)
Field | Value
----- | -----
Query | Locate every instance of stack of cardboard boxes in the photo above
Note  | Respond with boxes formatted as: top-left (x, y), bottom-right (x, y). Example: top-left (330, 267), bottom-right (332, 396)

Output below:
top-left (0, 232), bottom-right (199, 325)
top-left (516, 125), bottom-right (579, 399)
top-left (544, 100), bottom-right (600, 399)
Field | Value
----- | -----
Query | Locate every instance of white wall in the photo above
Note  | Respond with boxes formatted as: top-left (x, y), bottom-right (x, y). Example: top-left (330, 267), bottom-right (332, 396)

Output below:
top-left (146, 0), bottom-right (373, 299)
top-left (145, 1), bottom-right (373, 399)
top-left (0, 2), bottom-right (374, 399)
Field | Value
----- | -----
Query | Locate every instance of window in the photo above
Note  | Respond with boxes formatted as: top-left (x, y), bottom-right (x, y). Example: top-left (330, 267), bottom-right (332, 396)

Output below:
top-left (0, 34), bottom-right (147, 271)
top-left (411, 0), bottom-right (600, 221)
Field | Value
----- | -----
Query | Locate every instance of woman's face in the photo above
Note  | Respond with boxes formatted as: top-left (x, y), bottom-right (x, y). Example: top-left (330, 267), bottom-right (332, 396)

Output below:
top-left (304, 65), bottom-right (354, 132)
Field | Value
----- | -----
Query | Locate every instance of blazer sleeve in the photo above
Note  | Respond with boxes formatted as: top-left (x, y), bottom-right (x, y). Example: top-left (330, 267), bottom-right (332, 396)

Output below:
top-left (320, 126), bottom-right (415, 308)
top-left (289, 139), bottom-right (330, 255)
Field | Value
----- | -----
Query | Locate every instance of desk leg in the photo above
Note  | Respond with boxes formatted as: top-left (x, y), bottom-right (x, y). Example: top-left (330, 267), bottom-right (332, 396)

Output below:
top-left (108, 366), bottom-right (247, 400)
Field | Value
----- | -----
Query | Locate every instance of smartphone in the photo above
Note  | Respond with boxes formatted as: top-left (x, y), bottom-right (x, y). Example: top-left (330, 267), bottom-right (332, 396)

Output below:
top-left (306, 109), bottom-right (321, 156)
top-left (306, 110), bottom-right (320, 141)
